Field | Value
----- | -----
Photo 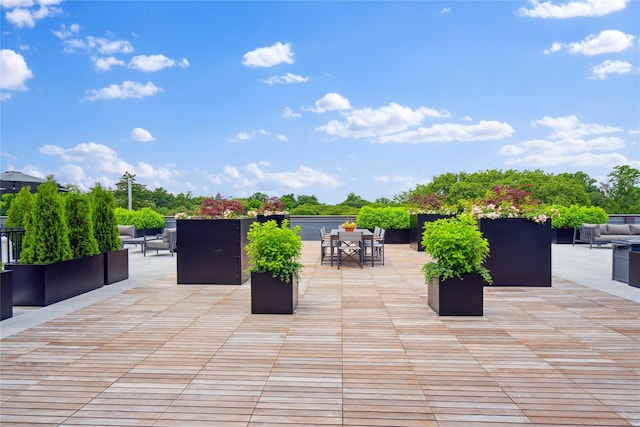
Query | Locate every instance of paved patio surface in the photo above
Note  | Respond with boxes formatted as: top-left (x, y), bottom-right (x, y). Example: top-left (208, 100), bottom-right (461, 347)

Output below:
top-left (1, 242), bottom-right (639, 426)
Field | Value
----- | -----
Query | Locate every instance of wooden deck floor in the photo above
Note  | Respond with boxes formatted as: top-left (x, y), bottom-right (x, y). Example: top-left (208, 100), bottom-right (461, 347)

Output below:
top-left (1, 242), bottom-right (639, 426)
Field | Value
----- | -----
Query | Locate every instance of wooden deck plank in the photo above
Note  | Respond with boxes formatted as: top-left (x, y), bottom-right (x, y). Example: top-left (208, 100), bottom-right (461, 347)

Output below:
top-left (1, 242), bottom-right (638, 426)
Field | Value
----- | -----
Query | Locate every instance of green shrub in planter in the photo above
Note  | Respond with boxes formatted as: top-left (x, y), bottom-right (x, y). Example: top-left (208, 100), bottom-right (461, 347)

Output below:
top-left (20, 179), bottom-right (73, 264)
top-left (421, 215), bottom-right (492, 285)
top-left (356, 206), bottom-right (410, 230)
top-left (245, 219), bottom-right (303, 283)
top-left (5, 186), bottom-right (33, 227)
top-left (65, 191), bottom-right (99, 259)
top-left (551, 205), bottom-right (608, 229)
top-left (92, 184), bottom-right (121, 252)
top-left (115, 207), bottom-right (165, 229)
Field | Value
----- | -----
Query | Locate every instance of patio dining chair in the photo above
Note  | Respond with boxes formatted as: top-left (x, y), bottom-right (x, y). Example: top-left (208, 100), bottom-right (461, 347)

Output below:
top-left (337, 231), bottom-right (363, 269)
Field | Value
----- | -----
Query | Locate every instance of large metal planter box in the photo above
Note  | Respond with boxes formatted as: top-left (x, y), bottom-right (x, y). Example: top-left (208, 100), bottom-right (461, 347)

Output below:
top-left (383, 228), bottom-right (410, 244)
top-left (105, 248), bottom-right (129, 285)
top-left (1, 270), bottom-right (13, 320)
top-left (177, 218), bottom-right (255, 285)
top-left (257, 214), bottom-right (290, 227)
top-left (6, 254), bottom-right (105, 306)
top-left (428, 273), bottom-right (484, 316)
top-left (251, 272), bottom-right (298, 314)
top-left (552, 227), bottom-right (574, 244)
top-left (479, 218), bottom-right (552, 287)
top-left (629, 249), bottom-right (640, 288)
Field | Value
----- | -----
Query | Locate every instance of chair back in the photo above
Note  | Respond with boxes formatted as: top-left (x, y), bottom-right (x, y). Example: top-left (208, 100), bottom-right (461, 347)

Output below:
top-left (338, 231), bottom-right (363, 243)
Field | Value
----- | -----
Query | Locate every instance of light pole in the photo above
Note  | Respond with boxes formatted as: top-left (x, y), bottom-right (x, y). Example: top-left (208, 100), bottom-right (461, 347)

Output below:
top-left (127, 178), bottom-right (132, 210)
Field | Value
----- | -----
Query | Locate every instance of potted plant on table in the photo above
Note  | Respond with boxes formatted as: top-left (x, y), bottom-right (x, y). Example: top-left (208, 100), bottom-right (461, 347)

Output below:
top-left (421, 215), bottom-right (492, 316)
top-left (341, 220), bottom-right (357, 232)
top-left (245, 219), bottom-right (303, 314)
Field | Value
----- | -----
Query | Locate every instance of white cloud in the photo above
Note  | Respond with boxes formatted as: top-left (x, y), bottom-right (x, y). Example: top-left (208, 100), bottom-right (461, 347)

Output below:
top-left (283, 107), bottom-right (302, 118)
top-left (84, 81), bottom-right (163, 101)
top-left (545, 30), bottom-right (635, 56)
top-left (242, 42), bottom-right (294, 68)
top-left (309, 92), bottom-right (352, 113)
top-left (590, 59), bottom-right (633, 79)
top-left (262, 72), bottom-right (309, 85)
top-left (59, 32), bottom-right (134, 55)
top-left (227, 129), bottom-right (271, 142)
top-left (39, 141), bottom-right (181, 190)
top-left (92, 56), bottom-right (125, 71)
top-left (519, 0), bottom-right (629, 18)
top-left (53, 23), bottom-right (80, 39)
top-left (276, 134), bottom-right (288, 141)
top-left (374, 175), bottom-right (429, 189)
top-left (440, 8), bottom-right (451, 14)
top-left (532, 115), bottom-right (622, 139)
top-left (131, 127), bottom-right (154, 142)
top-left (501, 115), bottom-right (635, 167)
top-left (128, 54), bottom-right (190, 72)
top-left (317, 102), bottom-right (452, 139)
top-left (379, 120), bottom-right (514, 144)
top-left (4, 1), bottom-right (62, 28)
top-left (0, 49), bottom-right (34, 97)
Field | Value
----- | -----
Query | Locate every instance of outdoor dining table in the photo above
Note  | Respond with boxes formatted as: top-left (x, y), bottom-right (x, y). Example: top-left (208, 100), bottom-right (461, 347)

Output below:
top-left (329, 228), bottom-right (375, 267)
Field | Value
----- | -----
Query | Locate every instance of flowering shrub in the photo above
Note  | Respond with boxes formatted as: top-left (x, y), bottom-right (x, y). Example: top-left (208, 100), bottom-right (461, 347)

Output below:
top-left (198, 197), bottom-right (246, 218)
top-left (465, 185), bottom-right (557, 224)
top-left (258, 197), bottom-right (287, 216)
top-left (408, 192), bottom-right (456, 215)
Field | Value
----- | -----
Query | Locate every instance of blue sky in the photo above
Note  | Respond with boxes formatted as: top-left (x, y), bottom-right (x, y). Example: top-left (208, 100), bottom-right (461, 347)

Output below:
top-left (1, 0), bottom-right (638, 204)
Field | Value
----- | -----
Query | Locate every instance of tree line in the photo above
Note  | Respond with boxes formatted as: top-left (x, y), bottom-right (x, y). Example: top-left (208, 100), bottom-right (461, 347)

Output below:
top-left (1, 166), bottom-right (638, 216)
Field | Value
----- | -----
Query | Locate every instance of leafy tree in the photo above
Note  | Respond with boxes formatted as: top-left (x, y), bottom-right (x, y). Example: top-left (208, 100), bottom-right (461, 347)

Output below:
top-left (5, 187), bottom-right (33, 227)
top-left (91, 183), bottom-right (122, 252)
top-left (113, 172), bottom-right (154, 210)
top-left (374, 197), bottom-right (392, 205)
top-left (340, 192), bottom-right (370, 208)
top-left (280, 193), bottom-right (296, 210)
top-left (21, 179), bottom-right (73, 264)
top-left (296, 195), bottom-right (320, 206)
top-left (65, 191), bottom-right (99, 258)
top-left (601, 165), bottom-right (640, 213)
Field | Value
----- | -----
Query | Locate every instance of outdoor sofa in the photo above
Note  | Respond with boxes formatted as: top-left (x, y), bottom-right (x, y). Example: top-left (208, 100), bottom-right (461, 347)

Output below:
top-left (573, 223), bottom-right (640, 249)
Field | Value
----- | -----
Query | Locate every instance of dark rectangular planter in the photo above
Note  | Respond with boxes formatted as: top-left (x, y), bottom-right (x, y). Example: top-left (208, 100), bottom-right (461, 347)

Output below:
top-left (410, 214), bottom-right (452, 251)
top-left (135, 227), bottom-right (162, 238)
top-left (251, 271), bottom-right (298, 314)
top-left (383, 228), bottom-right (410, 244)
top-left (428, 273), bottom-right (484, 316)
top-left (177, 218), bottom-right (255, 285)
top-left (1, 270), bottom-right (13, 320)
top-left (257, 214), bottom-right (290, 227)
top-left (552, 227), bottom-right (574, 244)
top-left (105, 248), bottom-right (129, 285)
top-left (5, 254), bottom-right (105, 306)
top-left (479, 218), bottom-right (552, 287)
top-left (629, 249), bottom-right (640, 288)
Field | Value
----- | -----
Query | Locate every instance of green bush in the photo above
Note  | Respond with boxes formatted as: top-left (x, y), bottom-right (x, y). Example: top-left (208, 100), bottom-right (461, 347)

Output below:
top-left (65, 191), bottom-right (100, 258)
top-left (421, 215), bottom-right (492, 285)
top-left (356, 206), bottom-right (410, 229)
top-left (551, 205), bottom-right (609, 229)
top-left (92, 184), bottom-right (122, 252)
top-left (115, 207), bottom-right (165, 229)
top-left (5, 186), bottom-right (33, 228)
top-left (21, 180), bottom-right (73, 264)
top-left (245, 219), bottom-right (303, 283)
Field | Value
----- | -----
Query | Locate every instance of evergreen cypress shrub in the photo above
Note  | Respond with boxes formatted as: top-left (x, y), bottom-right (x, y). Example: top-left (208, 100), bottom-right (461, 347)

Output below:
top-left (91, 184), bottom-right (121, 252)
top-left (65, 191), bottom-right (99, 258)
top-left (5, 186), bottom-right (33, 227)
top-left (20, 179), bottom-right (73, 264)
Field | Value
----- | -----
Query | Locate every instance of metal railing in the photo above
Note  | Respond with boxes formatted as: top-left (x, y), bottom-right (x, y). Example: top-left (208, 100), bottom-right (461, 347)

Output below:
top-left (1, 227), bottom-right (25, 263)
